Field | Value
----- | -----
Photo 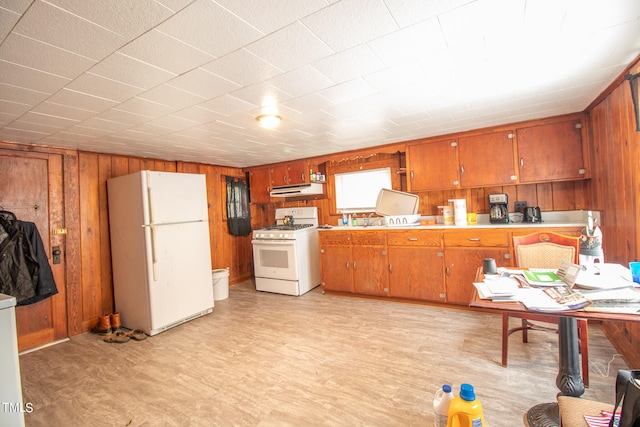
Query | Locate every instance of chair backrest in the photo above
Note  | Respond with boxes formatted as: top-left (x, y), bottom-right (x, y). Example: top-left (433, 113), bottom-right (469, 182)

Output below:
top-left (513, 232), bottom-right (580, 269)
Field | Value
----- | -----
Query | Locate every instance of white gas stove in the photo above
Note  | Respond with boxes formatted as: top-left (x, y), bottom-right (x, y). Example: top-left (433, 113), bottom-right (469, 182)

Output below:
top-left (251, 207), bottom-right (320, 296)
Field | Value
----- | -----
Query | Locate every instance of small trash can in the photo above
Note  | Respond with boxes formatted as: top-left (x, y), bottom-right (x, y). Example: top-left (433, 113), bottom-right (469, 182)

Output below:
top-left (212, 268), bottom-right (229, 301)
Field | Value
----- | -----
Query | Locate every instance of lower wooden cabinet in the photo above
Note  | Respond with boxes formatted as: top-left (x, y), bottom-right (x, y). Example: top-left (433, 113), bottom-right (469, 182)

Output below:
top-left (319, 226), bottom-right (582, 306)
top-left (443, 247), bottom-right (510, 305)
top-left (388, 247), bottom-right (445, 301)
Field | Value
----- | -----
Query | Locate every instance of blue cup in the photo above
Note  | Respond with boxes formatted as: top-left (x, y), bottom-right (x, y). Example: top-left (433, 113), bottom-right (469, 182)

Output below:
top-left (630, 262), bottom-right (640, 284)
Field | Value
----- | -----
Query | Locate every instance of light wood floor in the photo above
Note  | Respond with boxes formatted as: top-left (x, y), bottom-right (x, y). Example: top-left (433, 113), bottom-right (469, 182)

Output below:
top-left (19, 281), bottom-right (627, 426)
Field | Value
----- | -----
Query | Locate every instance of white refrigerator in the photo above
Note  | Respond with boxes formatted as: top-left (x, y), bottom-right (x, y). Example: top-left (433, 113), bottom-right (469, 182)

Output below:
top-left (107, 171), bottom-right (214, 336)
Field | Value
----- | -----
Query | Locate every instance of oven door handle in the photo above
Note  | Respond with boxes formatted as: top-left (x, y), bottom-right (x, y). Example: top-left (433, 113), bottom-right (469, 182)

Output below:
top-left (251, 239), bottom-right (295, 245)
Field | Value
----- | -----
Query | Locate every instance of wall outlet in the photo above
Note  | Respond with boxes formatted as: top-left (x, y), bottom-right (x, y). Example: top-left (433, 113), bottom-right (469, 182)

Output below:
top-left (514, 201), bottom-right (527, 212)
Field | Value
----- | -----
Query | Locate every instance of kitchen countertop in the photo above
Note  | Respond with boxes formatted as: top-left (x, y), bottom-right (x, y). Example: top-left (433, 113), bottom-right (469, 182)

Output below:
top-left (320, 210), bottom-right (596, 231)
top-left (319, 222), bottom-right (586, 230)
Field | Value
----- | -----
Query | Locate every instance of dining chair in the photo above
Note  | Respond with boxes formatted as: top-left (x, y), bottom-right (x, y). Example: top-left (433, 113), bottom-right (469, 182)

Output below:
top-left (505, 231), bottom-right (589, 387)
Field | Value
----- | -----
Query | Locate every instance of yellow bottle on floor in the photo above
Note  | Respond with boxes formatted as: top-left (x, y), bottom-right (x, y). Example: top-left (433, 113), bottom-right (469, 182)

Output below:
top-left (446, 384), bottom-right (486, 427)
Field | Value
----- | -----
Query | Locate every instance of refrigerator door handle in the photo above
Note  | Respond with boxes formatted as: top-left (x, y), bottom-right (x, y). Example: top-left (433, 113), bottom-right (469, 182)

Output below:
top-left (150, 224), bottom-right (158, 281)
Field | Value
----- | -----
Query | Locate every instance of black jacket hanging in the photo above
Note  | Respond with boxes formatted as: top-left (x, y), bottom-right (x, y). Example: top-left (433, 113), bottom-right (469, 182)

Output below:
top-left (226, 176), bottom-right (252, 236)
top-left (0, 210), bottom-right (58, 305)
top-left (0, 211), bottom-right (39, 302)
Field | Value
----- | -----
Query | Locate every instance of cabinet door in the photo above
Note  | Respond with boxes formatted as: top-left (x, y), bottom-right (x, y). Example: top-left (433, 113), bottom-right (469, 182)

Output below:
top-left (270, 164), bottom-right (289, 187)
top-left (248, 168), bottom-right (271, 204)
top-left (352, 246), bottom-right (388, 296)
top-left (320, 245), bottom-right (353, 292)
top-left (287, 161), bottom-right (307, 184)
top-left (516, 120), bottom-right (587, 182)
top-left (444, 248), bottom-right (510, 305)
top-left (388, 247), bottom-right (445, 301)
top-left (407, 140), bottom-right (459, 191)
top-left (458, 131), bottom-right (517, 187)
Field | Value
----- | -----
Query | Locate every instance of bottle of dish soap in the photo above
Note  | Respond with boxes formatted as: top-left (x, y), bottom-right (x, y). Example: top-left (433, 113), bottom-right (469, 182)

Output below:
top-left (433, 384), bottom-right (455, 427)
top-left (446, 384), bottom-right (485, 427)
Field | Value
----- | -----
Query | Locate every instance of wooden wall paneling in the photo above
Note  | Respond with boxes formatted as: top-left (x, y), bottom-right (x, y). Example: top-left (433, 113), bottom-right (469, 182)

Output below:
top-left (550, 181), bottom-right (575, 211)
top-left (63, 153), bottom-right (82, 336)
top-left (78, 153), bottom-right (104, 330)
top-left (47, 153), bottom-right (68, 342)
top-left (535, 183), bottom-right (553, 210)
top-left (98, 155), bottom-right (114, 315)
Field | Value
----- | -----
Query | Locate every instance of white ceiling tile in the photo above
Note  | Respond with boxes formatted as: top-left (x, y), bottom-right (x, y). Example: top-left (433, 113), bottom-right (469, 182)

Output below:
top-left (94, 108), bottom-right (152, 126)
top-left (0, 99), bottom-right (31, 116)
top-left (384, 0), bottom-right (475, 27)
top-left (367, 18), bottom-right (447, 66)
top-left (46, 89), bottom-right (118, 112)
top-left (245, 22), bottom-right (334, 73)
top-left (89, 53), bottom-right (175, 90)
top-left (156, 0), bottom-right (263, 57)
top-left (31, 102), bottom-right (96, 121)
top-left (137, 84), bottom-right (206, 110)
top-left (266, 65), bottom-right (334, 99)
top-left (12, 114), bottom-right (74, 131)
top-left (0, 82), bottom-right (49, 105)
top-left (198, 94), bottom-right (257, 117)
top-left (317, 78), bottom-right (377, 105)
top-left (119, 30), bottom-right (214, 75)
top-left (171, 105), bottom-right (224, 125)
top-left (0, 3), bottom-right (23, 41)
top-left (0, 33), bottom-right (96, 79)
top-left (312, 45), bottom-right (385, 84)
top-left (167, 68), bottom-right (240, 99)
top-left (65, 73), bottom-right (142, 102)
top-left (213, 0), bottom-right (327, 34)
top-left (146, 114), bottom-right (201, 132)
top-left (154, 0), bottom-right (193, 13)
top-left (201, 49), bottom-right (283, 87)
top-left (47, 0), bottom-right (174, 39)
top-left (12, 0), bottom-right (126, 60)
top-left (114, 97), bottom-right (173, 117)
top-left (228, 83), bottom-right (291, 110)
top-left (301, 0), bottom-right (398, 51)
top-left (0, 60), bottom-right (69, 94)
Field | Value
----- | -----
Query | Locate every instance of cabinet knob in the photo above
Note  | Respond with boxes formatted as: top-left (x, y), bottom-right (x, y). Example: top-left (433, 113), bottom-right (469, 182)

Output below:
top-left (407, 237), bottom-right (418, 241)
top-left (389, 263), bottom-right (393, 272)
top-left (578, 168), bottom-right (586, 175)
top-left (353, 261), bottom-right (357, 270)
top-left (468, 237), bottom-right (481, 241)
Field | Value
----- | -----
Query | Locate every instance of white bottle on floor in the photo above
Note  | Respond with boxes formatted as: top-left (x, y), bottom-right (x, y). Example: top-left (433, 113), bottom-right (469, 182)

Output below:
top-left (434, 384), bottom-right (454, 427)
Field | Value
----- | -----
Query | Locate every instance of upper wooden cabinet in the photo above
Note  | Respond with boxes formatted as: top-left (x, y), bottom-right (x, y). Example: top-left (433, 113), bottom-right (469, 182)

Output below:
top-left (248, 167), bottom-right (271, 204)
top-left (516, 119), bottom-right (587, 182)
top-left (407, 131), bottom-right (517, 191)
top-left (270, 160), bottom-right (308, 186)
top-left (407, 139), bottom-right (459, 191)
top-left (458, 131), bottom-right (517, 187)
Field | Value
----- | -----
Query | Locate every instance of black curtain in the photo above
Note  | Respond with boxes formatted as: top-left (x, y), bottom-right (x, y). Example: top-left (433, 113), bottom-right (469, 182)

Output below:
top-left (225, 176), bottom-right (251, 236)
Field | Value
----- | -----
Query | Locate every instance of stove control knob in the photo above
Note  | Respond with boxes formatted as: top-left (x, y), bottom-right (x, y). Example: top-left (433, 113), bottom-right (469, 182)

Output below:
top-left (279, 233), bottom-right (285, 238)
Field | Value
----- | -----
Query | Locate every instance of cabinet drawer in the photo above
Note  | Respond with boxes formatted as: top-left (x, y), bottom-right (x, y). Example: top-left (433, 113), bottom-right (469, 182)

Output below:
top-left (351, 231), bottom-right (386, 246)
top-left (444, 229), bottom-right (509, 247)
top-left (387, 230), bottom-right (442, 247)
top-left (319, 231), bottom-right (351, 246)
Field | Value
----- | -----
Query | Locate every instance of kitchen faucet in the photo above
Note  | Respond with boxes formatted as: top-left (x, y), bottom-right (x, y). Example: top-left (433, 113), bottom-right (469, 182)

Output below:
top-left (362, 213), bottom-right (368, 226)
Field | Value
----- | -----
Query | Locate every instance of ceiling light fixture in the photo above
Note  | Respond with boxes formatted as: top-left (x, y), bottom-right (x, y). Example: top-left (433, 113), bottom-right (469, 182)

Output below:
top-left (625, 72), bottom-right (640, 132)
top-left (256, 114), bottom-right (282, 129)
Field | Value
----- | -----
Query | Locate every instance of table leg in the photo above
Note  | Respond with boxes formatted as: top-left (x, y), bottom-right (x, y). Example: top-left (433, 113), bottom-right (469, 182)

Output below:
top-left (525, 317), bottom-right (585, 426)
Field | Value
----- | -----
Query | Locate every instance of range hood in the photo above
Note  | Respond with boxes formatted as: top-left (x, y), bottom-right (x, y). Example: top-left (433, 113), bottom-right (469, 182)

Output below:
top-left (270, 182), bottom-right (324, 197)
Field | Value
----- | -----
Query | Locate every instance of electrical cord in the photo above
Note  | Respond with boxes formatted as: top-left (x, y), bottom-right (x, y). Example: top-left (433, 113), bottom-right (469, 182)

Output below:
top-left (591, 353), bottom-right (624, 377)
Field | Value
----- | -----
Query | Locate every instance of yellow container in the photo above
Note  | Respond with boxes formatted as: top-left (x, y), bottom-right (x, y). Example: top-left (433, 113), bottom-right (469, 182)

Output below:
top-left (442, 206), bottom-right (454, 225)
top-left (446, 384), bottom-right (486, 427)
top-left (466, 213), bottom-right (477, 225)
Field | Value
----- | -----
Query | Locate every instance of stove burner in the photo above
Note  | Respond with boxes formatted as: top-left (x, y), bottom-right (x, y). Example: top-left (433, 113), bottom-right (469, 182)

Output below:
top-left (261, 224), bottom-right (313, 231)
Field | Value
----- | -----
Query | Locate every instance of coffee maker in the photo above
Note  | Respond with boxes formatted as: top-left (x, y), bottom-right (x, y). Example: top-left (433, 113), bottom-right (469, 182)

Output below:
top-left (488, 193), bottom-right (509, 223)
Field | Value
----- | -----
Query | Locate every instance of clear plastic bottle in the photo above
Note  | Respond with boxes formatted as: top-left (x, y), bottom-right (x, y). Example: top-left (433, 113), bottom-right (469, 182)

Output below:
top-left (433, 384), bottom-right (454, 427)
top-left (446, 384), bottom-right (486, 427)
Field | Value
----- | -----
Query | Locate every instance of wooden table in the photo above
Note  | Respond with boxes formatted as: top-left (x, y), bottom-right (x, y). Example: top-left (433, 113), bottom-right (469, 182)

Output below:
top-left (470, 267), bottom-right (640, 427)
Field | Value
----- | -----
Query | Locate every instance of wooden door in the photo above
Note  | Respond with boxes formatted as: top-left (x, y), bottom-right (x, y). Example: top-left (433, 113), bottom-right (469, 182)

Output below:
top-left (352, 246), bottom-right (388, 296)
top-left (444, 247), bottom-right (509, 305)
top-left (320, 245), bottom-right (353, 292)
top-left (269, 164), bottom-right (289, 187)
top-left (516, 120), bottom-right (587, 182)
top-left (286, 161), bottom-right (308, 184)
top-left (388, 247), bottom-right (445, 301)
top-left (458, 131), bottom-right (517, 187)
top-left (0, 149), bottom-right (67, 351)
top-left (407, 139), bottom-right (459, 191)
top-left (248, 168), bottom-right (271, 204)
